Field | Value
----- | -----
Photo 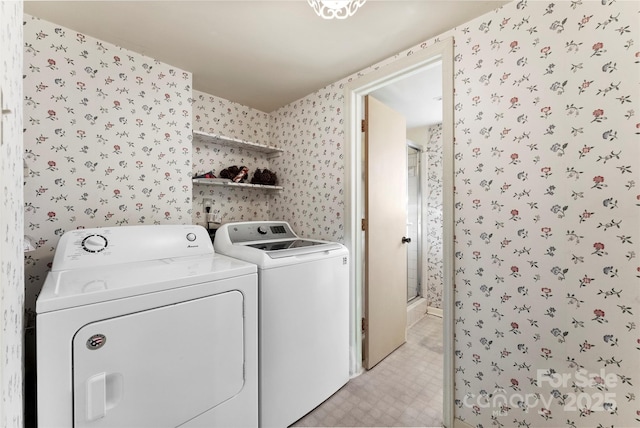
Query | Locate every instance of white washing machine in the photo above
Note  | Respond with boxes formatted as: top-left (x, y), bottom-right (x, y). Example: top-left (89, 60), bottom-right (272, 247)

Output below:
top-left (36, 225), bottom-right (258, 428)
top-left (214, 221), bottom-right (349, 428)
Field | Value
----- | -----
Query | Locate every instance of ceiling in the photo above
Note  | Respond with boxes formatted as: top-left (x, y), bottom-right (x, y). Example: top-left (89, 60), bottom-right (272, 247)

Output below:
top-left (372, 62), bottom-right (442, 129)
top-left (24, 0), bottom-right (508, 113)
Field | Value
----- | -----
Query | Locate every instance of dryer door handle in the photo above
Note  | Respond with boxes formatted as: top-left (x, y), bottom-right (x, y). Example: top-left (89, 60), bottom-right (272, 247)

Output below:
top-left (86, 372), bottom-right (123, 421)
top-left (86, 373), bottom-right (106, 421)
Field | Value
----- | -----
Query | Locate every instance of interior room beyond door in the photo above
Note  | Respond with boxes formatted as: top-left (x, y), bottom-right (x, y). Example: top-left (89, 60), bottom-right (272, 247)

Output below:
top-left (406, 144), bottom-right (421, 302)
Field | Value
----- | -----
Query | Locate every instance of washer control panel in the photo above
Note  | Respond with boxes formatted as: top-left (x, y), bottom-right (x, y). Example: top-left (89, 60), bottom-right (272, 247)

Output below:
top-left (51, 225), bottom-right (213, 271)
top-left (227, 221), bottom-right (297, 244)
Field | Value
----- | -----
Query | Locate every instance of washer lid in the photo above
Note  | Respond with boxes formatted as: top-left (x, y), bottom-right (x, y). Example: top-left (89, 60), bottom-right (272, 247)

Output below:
top-left (245, 239), bottom-right (328, 251)
top-left (246, 239), bottom-right (343, 259)
top-left (214, 221), bottom-right (347, 266)
top-left (36, 254), bottom-right (256, 314)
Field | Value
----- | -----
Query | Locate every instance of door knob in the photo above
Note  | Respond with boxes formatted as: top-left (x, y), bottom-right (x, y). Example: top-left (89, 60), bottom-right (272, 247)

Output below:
top-left (402, 237), bottom-right (411, 244)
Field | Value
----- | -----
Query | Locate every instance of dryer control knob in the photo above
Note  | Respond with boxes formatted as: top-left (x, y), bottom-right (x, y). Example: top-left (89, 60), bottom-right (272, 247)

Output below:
top-left (186, 233), bottom-right (197, 242)
top-left (82, 234), bottom-right (108, 253)
top-left (257, 226), bottom-right (268, 235)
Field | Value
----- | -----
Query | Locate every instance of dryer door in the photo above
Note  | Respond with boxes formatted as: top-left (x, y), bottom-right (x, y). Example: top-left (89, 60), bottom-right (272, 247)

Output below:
top-left (72, 290), bottom-right (244, 428)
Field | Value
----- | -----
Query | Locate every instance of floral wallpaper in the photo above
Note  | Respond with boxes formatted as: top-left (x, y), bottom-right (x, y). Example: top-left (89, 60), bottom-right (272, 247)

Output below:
top-left (17, 1), bottom-right (640, 427)
top-left (271, 1), bottom-right (639, 426)
top-left (22, 15), bottom-right (193, 325)
top-left (1, 1), bottom-right (24, 426)
top-left (451, 1), bottom-right (638, 426)
top-left (426, 123), bottom-right (444, 310)
top-left (269, 83), bottom-right (347, 241)
top-left (191, 90), bottom-right (274, 225)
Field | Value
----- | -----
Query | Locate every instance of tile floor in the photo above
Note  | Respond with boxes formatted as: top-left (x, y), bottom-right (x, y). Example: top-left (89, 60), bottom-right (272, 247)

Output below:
top-left (292, 314), bottom-right (444, 427)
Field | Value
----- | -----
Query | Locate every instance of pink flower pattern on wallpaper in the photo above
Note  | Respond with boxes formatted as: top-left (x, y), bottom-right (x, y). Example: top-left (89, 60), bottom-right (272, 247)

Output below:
top-left (19, 1), bottom-right (640, 427)
top-left (269, 84), bottom-right (347, 241)
top-left (23, 15), bottom-right (193, 323)
top-left (190, 90), bottom-right (275, 225)
top-left (449, 2), bottom-right (639, 426)
top-left (269, 1), bottom-right (639, 426)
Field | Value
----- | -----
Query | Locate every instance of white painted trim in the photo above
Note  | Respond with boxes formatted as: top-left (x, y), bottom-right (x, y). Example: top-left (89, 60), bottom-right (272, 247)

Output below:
top-left (427, 306), bottom-right (444, 318)
top-left (453, 417), bottom-right (475, 428)
top-left (344, 37), bottom-right (455, 428)
top-left (441, 37), bottom-right (455, 428)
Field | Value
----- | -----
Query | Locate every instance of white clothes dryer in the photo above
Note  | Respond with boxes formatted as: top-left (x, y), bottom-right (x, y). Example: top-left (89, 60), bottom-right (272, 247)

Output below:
top-left (36, 225), bottom-right (258, 428)
top-left (214, 221), bottom-right (349, 428)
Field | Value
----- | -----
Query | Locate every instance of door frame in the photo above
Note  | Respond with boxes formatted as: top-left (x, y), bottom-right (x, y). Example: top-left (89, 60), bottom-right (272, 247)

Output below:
top-left (343, 37), bottom-right (454, 427)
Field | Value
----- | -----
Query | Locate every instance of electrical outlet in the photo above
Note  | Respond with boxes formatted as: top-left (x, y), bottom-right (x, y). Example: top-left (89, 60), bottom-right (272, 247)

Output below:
top-left (203, 198), bottom-right (212, 213)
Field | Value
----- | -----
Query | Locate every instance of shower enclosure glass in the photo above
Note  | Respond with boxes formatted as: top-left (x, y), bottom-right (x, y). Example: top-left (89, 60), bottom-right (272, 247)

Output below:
top-left (406, 143), bottom-right (421, 302)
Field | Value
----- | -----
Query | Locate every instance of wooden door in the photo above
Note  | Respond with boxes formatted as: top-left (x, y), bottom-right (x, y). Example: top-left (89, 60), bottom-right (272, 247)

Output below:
top-left (363, 95), bottom-right (408, 369)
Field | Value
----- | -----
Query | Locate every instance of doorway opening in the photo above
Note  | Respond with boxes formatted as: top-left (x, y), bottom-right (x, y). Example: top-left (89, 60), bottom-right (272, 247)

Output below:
top-left (344, 38), bottom-right (454, 427)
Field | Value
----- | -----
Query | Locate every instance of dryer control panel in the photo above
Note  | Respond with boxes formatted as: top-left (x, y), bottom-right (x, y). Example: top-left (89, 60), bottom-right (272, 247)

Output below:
top-left (227, 221), bottom-right (297, 244)
top-left (51, 225), bottom-right (213, 271)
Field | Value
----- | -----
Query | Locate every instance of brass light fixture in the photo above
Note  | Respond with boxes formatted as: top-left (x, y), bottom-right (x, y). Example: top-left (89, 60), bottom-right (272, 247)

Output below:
top-left (308, 0), bottom-right (367, 19)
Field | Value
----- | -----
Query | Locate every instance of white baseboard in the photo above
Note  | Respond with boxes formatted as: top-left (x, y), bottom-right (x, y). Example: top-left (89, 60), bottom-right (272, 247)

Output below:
top-left (452, 417), bottom-right (474, 428)
top-left (427, 306), bottom-right (443, 318)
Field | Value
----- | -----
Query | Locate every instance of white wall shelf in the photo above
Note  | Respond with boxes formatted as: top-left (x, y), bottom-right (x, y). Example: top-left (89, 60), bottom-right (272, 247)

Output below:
top-left (192, 178), bottom-right (283, 191)
top-left (192, 130), bottom-right (283, 157)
